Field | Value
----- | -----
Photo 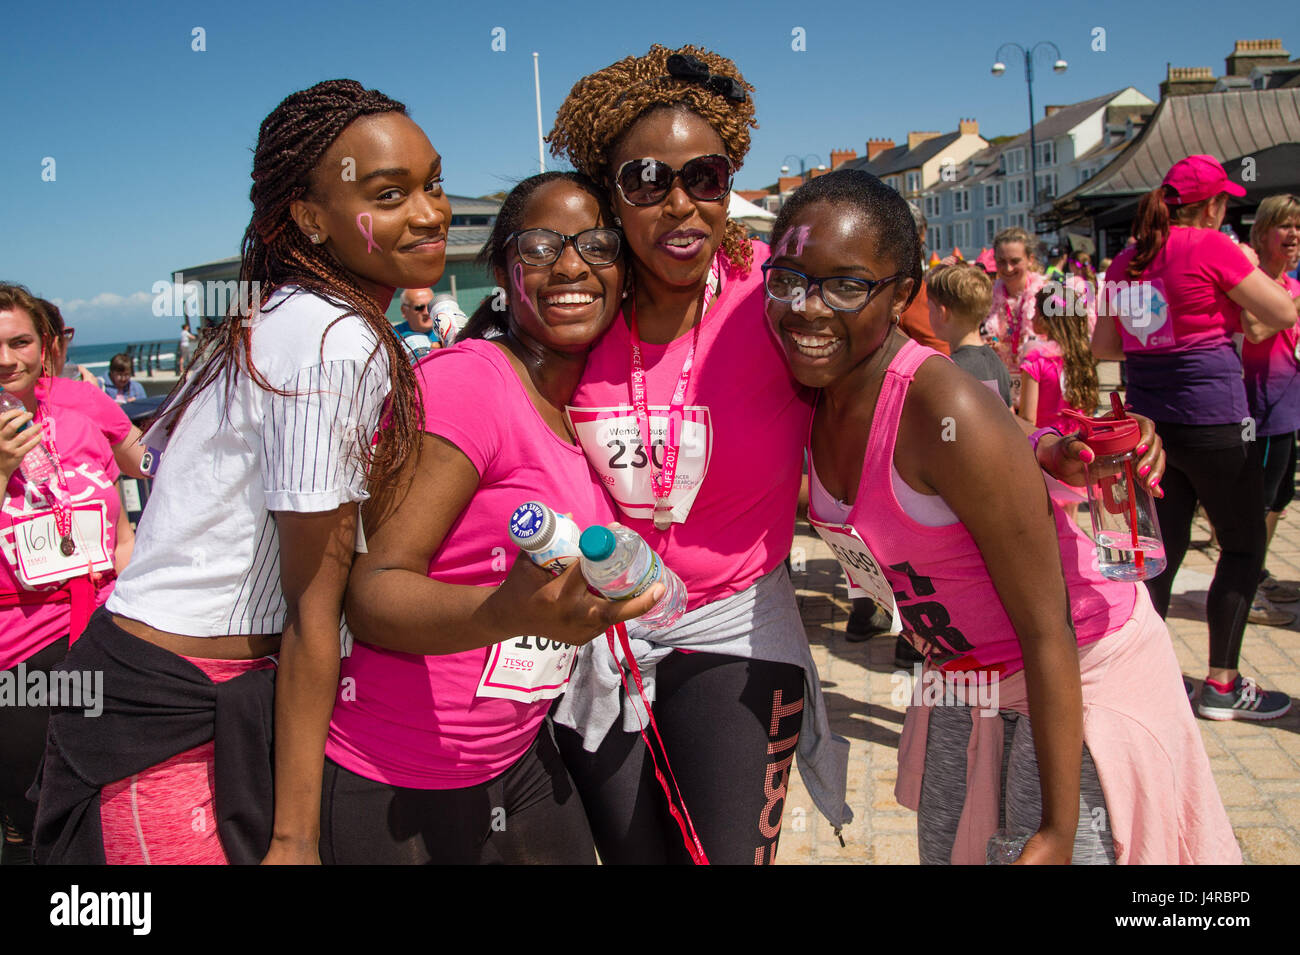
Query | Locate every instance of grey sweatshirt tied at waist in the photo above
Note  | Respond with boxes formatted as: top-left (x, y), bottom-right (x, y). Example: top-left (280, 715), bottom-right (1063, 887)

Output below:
top-left (553, 563), bottom-right (853, 831)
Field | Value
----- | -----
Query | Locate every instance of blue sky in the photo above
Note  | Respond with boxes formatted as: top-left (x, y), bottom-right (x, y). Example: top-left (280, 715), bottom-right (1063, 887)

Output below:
top-left (2, 0), bottom-right (1292, 344)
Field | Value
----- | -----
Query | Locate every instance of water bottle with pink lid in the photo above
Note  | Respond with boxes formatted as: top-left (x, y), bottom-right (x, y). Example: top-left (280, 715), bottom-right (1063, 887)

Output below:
top-left (1063, 394), bottom-right (1166, 582)
top-left (0, 385), bottom-right (59, 486)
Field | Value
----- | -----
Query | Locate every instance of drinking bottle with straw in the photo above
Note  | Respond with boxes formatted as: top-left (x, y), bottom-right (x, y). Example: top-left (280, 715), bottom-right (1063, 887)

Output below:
top-left (1062, 394), bottom-right (1166, 581)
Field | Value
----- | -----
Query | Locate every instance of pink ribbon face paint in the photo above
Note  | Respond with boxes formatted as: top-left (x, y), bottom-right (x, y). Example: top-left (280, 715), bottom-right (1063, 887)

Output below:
top-left (772, 225), bottom-right (810, 260)
top-left (355, 212), bottom-right (379, 254)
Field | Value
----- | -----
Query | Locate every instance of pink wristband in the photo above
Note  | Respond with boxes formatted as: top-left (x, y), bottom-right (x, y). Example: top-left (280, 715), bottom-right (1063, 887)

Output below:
top-left (1028, 427), bottom-right (1061, 453)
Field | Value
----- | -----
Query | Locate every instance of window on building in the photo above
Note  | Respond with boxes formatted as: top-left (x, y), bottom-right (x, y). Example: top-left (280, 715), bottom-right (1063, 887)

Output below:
top-left (906, 171), bottom-right (921, 194)
top-left (1035, 173), bottom-right (1059, 200)
top-left (983, 183), bottom-right (1002, 207)
top-left (924, 195), bottom-right (938, 217)
top-left (928, 226), bottom-right (942, 251)
top-left (1007, 149), bottom-right (1025, 173)
top-left (984, 217), bottom-right (998, 245)
top-left (1036, 141), bottom-right (1055, 166)
top-left (1080, 168), bottom-right (1093, 183)
top-left (954, 190), bottom-right (970, 213)
top-left (886, 176), bottom-right (900, 192)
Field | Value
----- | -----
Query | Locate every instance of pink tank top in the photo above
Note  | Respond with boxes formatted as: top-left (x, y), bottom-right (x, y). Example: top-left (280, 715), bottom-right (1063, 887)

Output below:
top-left (810, 339), bottom-right (1135, 674)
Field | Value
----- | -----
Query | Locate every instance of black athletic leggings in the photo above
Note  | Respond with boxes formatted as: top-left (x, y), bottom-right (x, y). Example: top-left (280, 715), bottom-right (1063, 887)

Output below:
top-left (319, 721), bottom-right (595, 865)
top-left (0, 636), bottom-right (69, 840)
top-left (1143, 423), bottom-right (1266, 671)
top-left (554, 650), bottom-right (806, 865)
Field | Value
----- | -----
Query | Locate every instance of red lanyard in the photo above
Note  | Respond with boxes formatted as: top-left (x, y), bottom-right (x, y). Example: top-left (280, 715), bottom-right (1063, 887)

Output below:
top-left (607, 623), bottom-right (709, 864)
top-left (626, 262), bottom-right (718, 530)
top-left (33, 403), bottom-right (76, 556)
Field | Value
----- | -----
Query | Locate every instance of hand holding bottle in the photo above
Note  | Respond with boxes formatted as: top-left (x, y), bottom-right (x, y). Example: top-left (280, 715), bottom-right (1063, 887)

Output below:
top-left (0, 407), bottom-right (43, 485)
top-left (485, 550), bottom-right (667, 649)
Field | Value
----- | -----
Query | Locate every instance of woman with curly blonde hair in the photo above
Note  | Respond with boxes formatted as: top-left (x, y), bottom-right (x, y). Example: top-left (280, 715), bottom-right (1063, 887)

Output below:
top-left (547, 44), bottom-right (851, 865)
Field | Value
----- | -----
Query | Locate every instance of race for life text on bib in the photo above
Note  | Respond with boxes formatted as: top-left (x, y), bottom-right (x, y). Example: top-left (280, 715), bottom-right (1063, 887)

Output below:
top-left (567, 405), bottom-right (712, 525)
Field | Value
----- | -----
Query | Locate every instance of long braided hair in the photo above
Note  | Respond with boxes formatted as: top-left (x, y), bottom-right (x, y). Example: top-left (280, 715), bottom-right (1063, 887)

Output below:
top-left (547, 44), bottom-right (757, 275)
top-left (161, 79), bottom-right (421, 487)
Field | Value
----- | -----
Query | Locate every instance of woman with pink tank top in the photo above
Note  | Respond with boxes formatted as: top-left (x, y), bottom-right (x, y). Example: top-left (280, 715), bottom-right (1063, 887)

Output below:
top-left (763, 168), bottom-right (1238, 864)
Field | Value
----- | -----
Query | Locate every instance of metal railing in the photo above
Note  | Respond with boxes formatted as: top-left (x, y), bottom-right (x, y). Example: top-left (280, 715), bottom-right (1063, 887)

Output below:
top-left (124, 340), bottom-right (180, 377)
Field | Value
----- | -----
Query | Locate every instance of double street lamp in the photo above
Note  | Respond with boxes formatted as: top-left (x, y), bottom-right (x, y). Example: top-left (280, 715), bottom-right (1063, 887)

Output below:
top-left (780, 154), bottom-right (826, 184)
top-left (992, 42), bottom-right (1067, 213)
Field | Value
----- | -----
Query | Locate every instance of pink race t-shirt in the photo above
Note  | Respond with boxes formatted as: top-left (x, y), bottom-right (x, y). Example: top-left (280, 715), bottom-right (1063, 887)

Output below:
top-left (1019, 342), bottom-right (1076, 432)
top-left (326, 339), bottom-right (617, 789)
top-left (1242, 274), bottom-right (1300, 436)
top-left (37, 377), bottom-right (132, 448)
top-left (568, 242), bottom-right (813, 611)
top-left (1107, 227), bottom-right (1254, 354)
top-left (1, 404), bottom-right (120, 670)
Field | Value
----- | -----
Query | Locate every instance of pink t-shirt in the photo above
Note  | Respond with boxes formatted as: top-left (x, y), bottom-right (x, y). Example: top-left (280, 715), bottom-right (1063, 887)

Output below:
top-left (1, 403), bottom-right (120, 670)
top-left (1106, 227), bottom-right (1255, 354)
top-left (1019, 341), bottom-right (1077, 432)
top-left (326, 339), bottom-right (617, 788)
top-left (568, 242), bottom-right (813, 611)
top-left (812, 339), bottom-right (1134, 676)
top-left (1242, 274), bottom-right (1300, 436)
top-left (37, 377), bottom-right (132, 448)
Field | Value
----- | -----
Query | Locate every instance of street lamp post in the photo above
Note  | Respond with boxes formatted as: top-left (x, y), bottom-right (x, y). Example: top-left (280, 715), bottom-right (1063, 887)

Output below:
top-left (780, 154), bottom-right (826, 185)
top-left (992, 42), bottom-right (1067, 217)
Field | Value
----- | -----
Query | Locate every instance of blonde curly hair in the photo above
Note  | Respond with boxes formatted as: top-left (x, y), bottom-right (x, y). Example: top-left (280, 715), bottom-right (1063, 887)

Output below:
top-left (548, 44), bottom-right (758, 274)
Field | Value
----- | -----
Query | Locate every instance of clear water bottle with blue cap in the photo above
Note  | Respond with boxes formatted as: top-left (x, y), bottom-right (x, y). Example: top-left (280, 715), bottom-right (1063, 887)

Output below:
top-left (578, 524), bottom-right (687, 630)
top-left (0, 385), bottom-right (59, 486)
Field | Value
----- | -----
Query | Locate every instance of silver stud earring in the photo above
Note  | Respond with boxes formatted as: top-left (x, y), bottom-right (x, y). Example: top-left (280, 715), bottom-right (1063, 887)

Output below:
top-left (310, 233), bottom-right (323, 244)
top-left (614, 217), bottom-right (622, 227)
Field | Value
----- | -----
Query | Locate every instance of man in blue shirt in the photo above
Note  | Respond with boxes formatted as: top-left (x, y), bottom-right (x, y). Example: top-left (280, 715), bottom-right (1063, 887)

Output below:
top-left (394, 288), bottom-right (437, 361)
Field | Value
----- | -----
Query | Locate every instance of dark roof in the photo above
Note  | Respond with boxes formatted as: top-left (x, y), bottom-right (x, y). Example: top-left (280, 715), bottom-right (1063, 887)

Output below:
top-left (841, 131), bottom-right (962, 177)
top-left (449, 194), bottom-right (502, 215)
top-left (995, 88), bottom-right (1133, 151)
top-left (448, 226), bottom-right (492, 248)
top-left (1058, 88), bottom-right (1300, 201)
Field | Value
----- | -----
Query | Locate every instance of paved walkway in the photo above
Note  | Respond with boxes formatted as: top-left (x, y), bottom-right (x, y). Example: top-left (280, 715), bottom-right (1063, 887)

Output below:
top-left (776, 368), bottom-right (1300, 865)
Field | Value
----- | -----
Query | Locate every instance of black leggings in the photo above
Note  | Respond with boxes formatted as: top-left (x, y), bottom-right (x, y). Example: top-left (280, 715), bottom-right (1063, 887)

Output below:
top-left (1143, 424), bottom-right (1266, 671)
top-left (0, 636), bottom-right (69, 840)
top-left (554, 650), bottom-right (805, 865)
top-left (319, 721), bottom-right (595, 865)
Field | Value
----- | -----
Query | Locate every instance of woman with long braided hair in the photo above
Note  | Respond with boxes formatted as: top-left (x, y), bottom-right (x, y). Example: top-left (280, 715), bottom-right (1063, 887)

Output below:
top-left (32, 79), bottom-right (448, 864)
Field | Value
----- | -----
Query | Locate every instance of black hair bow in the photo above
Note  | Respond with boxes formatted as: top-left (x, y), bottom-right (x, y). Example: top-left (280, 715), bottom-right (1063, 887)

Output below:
top-left (665, 53), bottom-right (747, 104)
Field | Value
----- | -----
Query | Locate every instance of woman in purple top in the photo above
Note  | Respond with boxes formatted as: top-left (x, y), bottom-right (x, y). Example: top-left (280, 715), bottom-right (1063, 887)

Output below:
top-left (1093, 156), bottom-right (1297, 720)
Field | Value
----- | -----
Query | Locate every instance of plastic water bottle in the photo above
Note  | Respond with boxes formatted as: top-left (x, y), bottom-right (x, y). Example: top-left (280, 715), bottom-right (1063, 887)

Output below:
top-left (508, 501), bottom-right (583, 575)
top-left (0, 385), bottom-right (59, 486)
top-left (1063, 396), bottom-right (1167, 582)
top-left (578, 524), bottom-right (687, 630)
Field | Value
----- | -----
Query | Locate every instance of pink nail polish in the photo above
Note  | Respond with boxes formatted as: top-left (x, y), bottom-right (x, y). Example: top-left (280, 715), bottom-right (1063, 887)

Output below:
top-left (1138, 464), bottom-right (1151, 477)
top-left (1136, 443), bottom-right (1149, 455)
top-left (1080, 447), bottom-right (1095, 463)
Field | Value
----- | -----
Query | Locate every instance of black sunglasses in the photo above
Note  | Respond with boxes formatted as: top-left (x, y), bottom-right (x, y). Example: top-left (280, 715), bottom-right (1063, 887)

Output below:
top-left (405, 303), bottom-right (430, 312)
top-left (761, 264), bottom-right (899, 313)
top-left (613, 154), bottom-right (733, 207)
top-left (508, 228), bottom-right (622, 267)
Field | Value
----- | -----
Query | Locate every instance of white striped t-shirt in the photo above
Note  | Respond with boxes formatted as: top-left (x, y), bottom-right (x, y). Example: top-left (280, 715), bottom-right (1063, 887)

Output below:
top-left (108, 286), bottom-right (390, 636)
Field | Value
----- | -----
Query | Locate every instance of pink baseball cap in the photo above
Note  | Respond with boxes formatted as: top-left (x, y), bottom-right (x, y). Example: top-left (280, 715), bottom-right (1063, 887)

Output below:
top-left (1162, 155), bottom-right (1246, 204)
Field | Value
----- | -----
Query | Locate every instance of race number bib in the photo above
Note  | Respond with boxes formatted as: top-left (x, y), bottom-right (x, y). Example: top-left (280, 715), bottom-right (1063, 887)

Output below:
top-left (11, 502), bottom-right (112, 587)
top-left (809, 517), bottom-right (899, 629)
top-left (567, 405), bottom-right (712, 525)
top-left (475, 634), bottom-right (578, 704)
